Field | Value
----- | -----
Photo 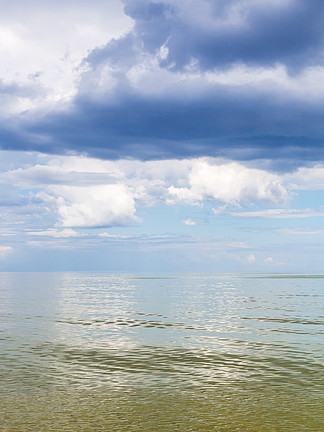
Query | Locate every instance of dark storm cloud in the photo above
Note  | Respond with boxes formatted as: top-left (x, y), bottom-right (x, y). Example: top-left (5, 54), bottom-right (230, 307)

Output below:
top-left (122, 0), bottom-right (324, 71)
top-left (7, 85), bottom-right (323, 167)
top-left (2, 0), bottom-right (324, 167)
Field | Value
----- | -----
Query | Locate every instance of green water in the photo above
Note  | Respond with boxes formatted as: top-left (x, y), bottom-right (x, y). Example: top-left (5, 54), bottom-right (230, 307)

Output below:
top-left (0, 273), bottom-right (323, 431)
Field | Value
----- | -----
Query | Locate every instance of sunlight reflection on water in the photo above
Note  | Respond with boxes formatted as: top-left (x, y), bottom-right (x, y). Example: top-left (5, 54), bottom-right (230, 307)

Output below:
top-left (0, 272), bottom-right (323, 431)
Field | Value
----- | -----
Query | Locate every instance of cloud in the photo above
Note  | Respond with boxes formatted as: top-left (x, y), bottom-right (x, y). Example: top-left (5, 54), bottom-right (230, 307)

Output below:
top-left (45, 184), bottom-right (139, 228)
top-left (26, 228), bottom-right (80, 238)
top-left (233, 208), bottom-right (324, 218)
top-left (182, 219), bottom-right (196, 226)
top-left (0, 0), bottom-right (132, 113)
top-left (264, 257), bottom-right (273, 264)
top-left (0, 246), bottom-right (13, 259)
top-left (0, 152), bottom-right (300, 229)
top-left (1, 1), bottom-right (324, 164)
top-left (123, 0), bottom-right (324, 72)
top-left (246, 254), bottom-right (256, 263)
top-left (97, 232), bottom-right (188, 244)
top-left (169, 160), bottom-right (287, 205)
top-left (98, 233), bottom-right (135, 238)
top-left (212, 205), bottom-right (228, 215)
top-left (15, 70), bottom-right (324, 163)
top-left (278, 228), bottom-right (324, 235)
top-left (285, 164), bottom-right (324, 190)
top-left (6, 151), bottom-right (324, 231)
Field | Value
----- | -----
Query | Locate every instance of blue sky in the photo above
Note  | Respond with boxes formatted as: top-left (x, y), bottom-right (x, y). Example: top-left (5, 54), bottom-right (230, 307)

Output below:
top-left (1, 0), bottom-right (324, 272)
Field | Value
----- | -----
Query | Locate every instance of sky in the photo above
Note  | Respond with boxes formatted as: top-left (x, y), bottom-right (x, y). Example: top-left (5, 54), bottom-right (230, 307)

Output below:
top-left (1, 0), bottom-right (324, 273)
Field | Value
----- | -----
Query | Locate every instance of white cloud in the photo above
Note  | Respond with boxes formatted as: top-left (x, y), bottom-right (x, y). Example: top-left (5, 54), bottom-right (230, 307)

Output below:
top-left (285, 165), bottom-right (324, 190)
top-left (0, 246), bottom-right (13, 259)
top-left (98, 233), bottom-right (135, 239)
top-left (48, 184), bottom-right (139, 228)
top-left (7, 152), bottom-right (324, 230)
top-left (0, 0), bottom-right (132, 115)
top-left (0, 152), bottom-right (296, 229)
top-left (278, 228), bottom-right (324, 235)
top-left (182, 219), bottom-right (196, 226)
top-left (26, 228), bottom-right (80, 238)
top-left (169, 159), bottom-right (288, 206)
top-left (212, 205), bottom-right (228, 215)
top-left (264, 257), bottom-right (273, 263)
top-left (247, 254), bottom-right (256, 263)
top-left (233, 208), bottom-right (324, 218)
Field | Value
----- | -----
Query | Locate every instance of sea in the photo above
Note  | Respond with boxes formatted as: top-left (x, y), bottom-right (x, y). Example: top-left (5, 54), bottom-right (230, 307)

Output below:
top-left (0, 272), bottom-right (323, 431)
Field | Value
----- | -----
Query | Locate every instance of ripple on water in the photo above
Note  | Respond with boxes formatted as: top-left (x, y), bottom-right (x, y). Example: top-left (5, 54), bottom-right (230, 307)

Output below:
top-left (0, 272), bottom-right (323, 431)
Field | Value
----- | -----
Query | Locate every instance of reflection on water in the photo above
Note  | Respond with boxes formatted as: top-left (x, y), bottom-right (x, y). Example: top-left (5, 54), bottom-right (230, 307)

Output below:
top-left (0, 272), bottom-right (323, 431)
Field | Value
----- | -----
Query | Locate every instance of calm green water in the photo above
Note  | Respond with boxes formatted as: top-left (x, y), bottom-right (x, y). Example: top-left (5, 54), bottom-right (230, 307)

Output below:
top-left (0, 272), bottom-right (323, 431)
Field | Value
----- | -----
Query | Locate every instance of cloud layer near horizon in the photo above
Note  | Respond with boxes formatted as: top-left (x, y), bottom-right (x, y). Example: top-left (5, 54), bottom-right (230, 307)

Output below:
top-left (1, 149), bottom-right (324, 271)
top-left (1, 0), bottom-right (324, 165)
top-left (2, 152), bottom-right (324, 229)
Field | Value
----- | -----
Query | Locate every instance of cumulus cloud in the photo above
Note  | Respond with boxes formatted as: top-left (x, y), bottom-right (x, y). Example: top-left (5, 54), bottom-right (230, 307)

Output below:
top-left (169, 160), bottom-right (288, 205)
top-left (0, 152), bottom-right (294, 228)
top-left (46, 184), bottom-right (138, 228)
top-left (7, 152), bottom-right (324, 230)
top-left (285, 164), bottom-right (324, 190)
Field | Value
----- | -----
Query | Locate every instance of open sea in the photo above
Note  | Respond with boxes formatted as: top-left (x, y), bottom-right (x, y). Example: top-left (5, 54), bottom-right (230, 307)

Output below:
top-left (0, 272), bottom-right (323, 431)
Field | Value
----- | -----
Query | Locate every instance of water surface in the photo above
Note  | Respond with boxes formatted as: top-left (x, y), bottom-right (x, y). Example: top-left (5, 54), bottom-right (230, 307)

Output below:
top-left (0, 273), bottom-right (323, 431)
